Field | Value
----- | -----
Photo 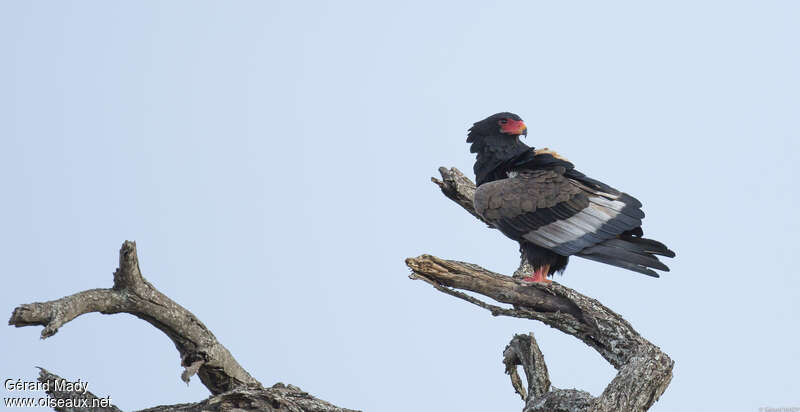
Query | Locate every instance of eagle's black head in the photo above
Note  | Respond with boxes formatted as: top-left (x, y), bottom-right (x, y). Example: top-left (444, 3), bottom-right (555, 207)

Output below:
top-left (467, 112), bottom-right (527, 148)
top-left (467, 112), bottom-right (531, 186)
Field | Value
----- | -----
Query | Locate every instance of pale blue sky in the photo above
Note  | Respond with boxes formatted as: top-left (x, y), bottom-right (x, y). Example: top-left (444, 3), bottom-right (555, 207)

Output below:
top-left (1, 1), bottom-right (798, 411)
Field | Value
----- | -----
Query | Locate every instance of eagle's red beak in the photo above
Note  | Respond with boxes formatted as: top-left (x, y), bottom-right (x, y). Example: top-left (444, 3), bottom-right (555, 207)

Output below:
top-left (500, 119), bottom-right (527, 137)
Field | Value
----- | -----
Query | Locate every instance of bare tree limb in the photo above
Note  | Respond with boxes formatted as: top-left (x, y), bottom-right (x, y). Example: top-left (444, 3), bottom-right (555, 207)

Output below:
top-left (407, 167), bottom-right (674, 412)
top-left (431, 167), bottom-right (487, 225)
top-left (503, 333), bottom-right (550, 401)
top-left (10, 241), bottom-right (358, 412)
top-left (9, 241), bottom-right (257, 395)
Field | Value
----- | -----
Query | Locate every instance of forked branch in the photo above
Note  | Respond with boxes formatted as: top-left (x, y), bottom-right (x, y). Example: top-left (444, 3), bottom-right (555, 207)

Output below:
top-left (9, 241), bottom-right (258, 395)
top-left (9, 241), bottom-right (357, 412)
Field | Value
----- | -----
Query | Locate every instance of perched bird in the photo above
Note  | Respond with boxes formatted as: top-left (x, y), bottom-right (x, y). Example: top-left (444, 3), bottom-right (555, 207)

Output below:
top-left (467, 112), bottom-right (675, 282)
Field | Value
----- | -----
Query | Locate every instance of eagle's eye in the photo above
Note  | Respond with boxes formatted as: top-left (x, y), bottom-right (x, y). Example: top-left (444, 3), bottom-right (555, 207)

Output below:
top-left (498, 119), bottom-right (508, 125)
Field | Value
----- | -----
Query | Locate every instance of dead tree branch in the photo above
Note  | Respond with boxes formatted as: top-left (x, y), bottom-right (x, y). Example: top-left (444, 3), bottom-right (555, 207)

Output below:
top-left (503, 333), bottom-right (550, 401)
top-left (407, 167), bottom-right (674, 412)
top-left (9, 241), bottom-right (357, 412)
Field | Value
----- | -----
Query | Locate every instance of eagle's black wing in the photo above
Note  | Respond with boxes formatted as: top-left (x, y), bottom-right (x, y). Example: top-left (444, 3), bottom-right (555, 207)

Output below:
top-left (473, 155), bottom-right (674, 277)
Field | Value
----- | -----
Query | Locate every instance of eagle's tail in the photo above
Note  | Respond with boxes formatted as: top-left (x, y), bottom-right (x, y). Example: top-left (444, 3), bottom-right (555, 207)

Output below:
top-left (578, 237), bottom-right (675, 277)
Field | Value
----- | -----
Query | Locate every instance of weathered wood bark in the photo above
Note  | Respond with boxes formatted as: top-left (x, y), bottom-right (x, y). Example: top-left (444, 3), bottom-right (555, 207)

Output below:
top-left (9, 241), bottom-right (357, 412)
top-left (406, 167), bottom-right (674, 412)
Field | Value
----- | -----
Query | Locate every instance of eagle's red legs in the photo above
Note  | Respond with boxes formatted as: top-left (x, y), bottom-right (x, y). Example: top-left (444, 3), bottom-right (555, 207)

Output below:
top-left (523, 264), bottom-right (552, 283)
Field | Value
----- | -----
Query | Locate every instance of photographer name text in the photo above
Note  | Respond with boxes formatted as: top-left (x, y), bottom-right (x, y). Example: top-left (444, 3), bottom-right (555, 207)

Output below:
top-left (5, 378), bottom-right (89, 394)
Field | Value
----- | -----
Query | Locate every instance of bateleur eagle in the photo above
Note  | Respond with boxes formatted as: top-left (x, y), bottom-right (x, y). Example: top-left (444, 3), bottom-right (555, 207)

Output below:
top-left (467, 112), bottom-right (675, 283)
